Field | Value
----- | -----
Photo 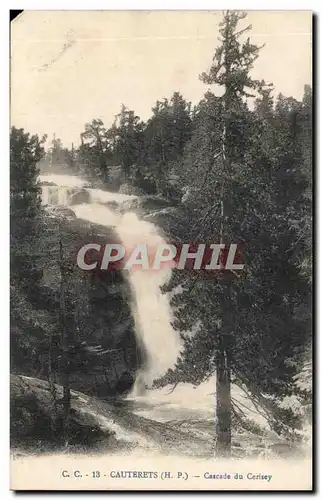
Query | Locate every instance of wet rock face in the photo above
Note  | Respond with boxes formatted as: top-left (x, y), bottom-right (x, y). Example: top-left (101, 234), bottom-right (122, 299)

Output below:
top-left (44, 205), bottom-right (76, 220)
top-left (115, 371), bottom-right (135, 394)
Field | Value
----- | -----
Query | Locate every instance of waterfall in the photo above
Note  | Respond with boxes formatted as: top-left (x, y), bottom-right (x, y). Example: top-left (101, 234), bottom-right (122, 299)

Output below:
top-left (116, 212), bottom-right (182, 391)
top-left (39, 174), bottom-right (181, 390)
top-left (41, 185), bottom-right (74, 206)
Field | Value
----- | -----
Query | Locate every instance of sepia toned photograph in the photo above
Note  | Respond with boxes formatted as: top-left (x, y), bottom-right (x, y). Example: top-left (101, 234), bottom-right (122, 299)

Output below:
top-left (10, 10), bottom-right (313, 491)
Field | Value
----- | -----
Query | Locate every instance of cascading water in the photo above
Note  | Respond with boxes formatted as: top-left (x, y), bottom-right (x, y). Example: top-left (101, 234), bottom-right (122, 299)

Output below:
top-left (41, 185), bottom-right (74, 206)
top-left (39, 174), bottom-right (181, 392)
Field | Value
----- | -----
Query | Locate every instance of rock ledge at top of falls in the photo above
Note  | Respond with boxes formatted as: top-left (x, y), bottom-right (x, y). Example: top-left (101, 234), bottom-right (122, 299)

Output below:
top-left (41, 185), bottom-right (91, 206)
top-left (39, 180), bottom-right (57, 187)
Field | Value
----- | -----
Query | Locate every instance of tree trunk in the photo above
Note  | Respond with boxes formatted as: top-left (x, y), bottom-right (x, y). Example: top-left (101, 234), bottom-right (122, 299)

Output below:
top-left (59, 237), bottom-right (71, 446)
top-left (215, 18), bottom-right (232, 457)
top-left (48, 332), bottom-right (57, 438)
top-left (215, 335), bottom-right (231, 457)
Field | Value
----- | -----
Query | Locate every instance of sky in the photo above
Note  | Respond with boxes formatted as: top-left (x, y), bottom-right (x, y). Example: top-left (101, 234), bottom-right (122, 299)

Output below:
top-left (11, 10), bottom-right (312, 147)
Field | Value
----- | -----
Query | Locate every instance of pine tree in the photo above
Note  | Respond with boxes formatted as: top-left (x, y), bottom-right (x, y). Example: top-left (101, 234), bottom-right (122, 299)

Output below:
top-left (10, 127), bottom-right (45, 286)
top-left (143, 93), bottom-right (192, 196)
top-left (80, 119), bottom-right (110, 184)
top-left (112, 105), bottom-right (144, 180)
top-left (157, 11), bottom-right (311, 456)
top-left (199, 10), bottom-right (262, 457)
top-left (50, 135), bottom-right (65, 172)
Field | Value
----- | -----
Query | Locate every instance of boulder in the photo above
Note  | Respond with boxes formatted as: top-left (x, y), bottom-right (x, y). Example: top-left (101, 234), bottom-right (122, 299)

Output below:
top-left (69, 188), bottom-right (91, 205)
top-left (115, 371), bottom-right (134, 394)
top-left (100, 200), bottom-right (119, 211)
top-left (10, 375), bottom-right (111, 447)
top-left (119, 195), bottom-right (175, 215)
top-left (119, 183), bottom-right (144, 196)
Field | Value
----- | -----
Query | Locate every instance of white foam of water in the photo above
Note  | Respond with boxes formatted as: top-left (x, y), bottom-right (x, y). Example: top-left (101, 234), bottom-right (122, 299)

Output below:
top-left (78, 409), bottom-right (152, 448)
top-left (116, 213), bottom-right (181, 387)
top-left (88, 188), bottom-right (136, 204)
top-left (39, 174), bottom-right (86, 188)
top-left (72, 203), bottom-right (119, 227)
top-left (41, 185), bottom-right (73, 206)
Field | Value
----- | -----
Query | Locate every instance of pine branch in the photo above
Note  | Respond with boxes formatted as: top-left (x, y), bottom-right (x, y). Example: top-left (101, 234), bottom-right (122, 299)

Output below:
top-left (166, 382), bottom-right (179, 395)
top-left (235, 25), bottom-right (252, 37)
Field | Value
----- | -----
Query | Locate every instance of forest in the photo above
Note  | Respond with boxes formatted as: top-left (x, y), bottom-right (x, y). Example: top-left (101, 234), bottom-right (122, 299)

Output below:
top-left (10, 11), bottom-right (312, 458)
